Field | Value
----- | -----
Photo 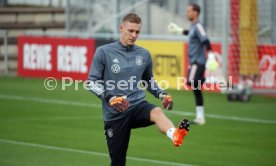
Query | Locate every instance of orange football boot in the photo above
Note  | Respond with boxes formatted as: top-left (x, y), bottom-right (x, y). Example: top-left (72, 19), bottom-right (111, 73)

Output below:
top-left (173, 119), bottom-right (190, 147)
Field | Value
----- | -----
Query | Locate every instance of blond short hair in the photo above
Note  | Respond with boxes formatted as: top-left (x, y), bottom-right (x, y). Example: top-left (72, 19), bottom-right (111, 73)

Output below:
top-left (122, 13), bottom-right (142, 24)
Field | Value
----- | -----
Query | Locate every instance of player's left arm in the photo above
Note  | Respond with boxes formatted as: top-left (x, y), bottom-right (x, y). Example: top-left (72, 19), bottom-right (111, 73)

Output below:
top-left (196, 23), bottom-right (213, 52)
top-left (142, 53), bottom-right (173, 110)
top-left (196, 23), bottom-right (220, 71)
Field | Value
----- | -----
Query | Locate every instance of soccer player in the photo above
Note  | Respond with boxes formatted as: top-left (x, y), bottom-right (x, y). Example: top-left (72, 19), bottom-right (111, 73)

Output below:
top-left (184, 4), bottom-right (213, 125)
top-left (87, 13), bottom-right (190, 166)
top-left (168, 4), bottom-right (213, 125)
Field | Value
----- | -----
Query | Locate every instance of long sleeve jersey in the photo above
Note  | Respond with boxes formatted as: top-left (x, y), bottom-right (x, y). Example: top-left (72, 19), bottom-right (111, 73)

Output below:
top-left (88, 41), bottom-right (164, 121)
top-left (188, 21), bottom-right (211, 65)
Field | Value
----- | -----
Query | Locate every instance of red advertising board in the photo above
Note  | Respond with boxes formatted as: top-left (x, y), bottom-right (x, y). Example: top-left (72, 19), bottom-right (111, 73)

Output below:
top-left (228, 44), bottom-right (276, 89)
top-left (18, 36), bottom-right (95, 80)
top-left (255, 45), bottom-right (276, 89)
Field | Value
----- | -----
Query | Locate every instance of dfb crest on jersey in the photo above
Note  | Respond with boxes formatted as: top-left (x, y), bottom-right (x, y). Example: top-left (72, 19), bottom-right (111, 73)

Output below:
top-left (111, 64), bottom-right (120, 73)
top-left (106, 129), bottom-right (113, 138)
top-left (136, 56), bottom-right (143, 66)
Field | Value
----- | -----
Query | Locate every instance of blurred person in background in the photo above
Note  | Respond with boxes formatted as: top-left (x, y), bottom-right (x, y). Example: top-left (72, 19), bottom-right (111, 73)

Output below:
top-left (168, 4), bottom-right (214, 125)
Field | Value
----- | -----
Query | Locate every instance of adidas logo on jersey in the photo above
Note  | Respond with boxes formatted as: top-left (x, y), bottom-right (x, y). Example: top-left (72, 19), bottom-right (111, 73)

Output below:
top-left (113, 58), bottom-right (119, 63)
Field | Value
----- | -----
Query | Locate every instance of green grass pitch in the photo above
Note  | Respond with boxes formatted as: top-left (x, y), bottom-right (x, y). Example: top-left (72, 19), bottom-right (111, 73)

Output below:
top-left (0, 76), bottom-right (275, 166)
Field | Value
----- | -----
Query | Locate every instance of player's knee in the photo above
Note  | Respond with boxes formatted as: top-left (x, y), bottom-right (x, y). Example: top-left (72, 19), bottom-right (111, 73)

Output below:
top-left (150, 107), bottom-right (164, 122)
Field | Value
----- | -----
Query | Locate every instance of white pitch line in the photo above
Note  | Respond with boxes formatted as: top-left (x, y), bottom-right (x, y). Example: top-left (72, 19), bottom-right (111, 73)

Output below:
top-left (168, 111), bottom-right (276, 125)
top-left (0, 94), bottom-right (101, 108)
top-left (0, 116), bottom-right (101, 122)
top-left (0, 94), bottom-right (276, 125)
top-left (0, 138), bottom-right (195, 166)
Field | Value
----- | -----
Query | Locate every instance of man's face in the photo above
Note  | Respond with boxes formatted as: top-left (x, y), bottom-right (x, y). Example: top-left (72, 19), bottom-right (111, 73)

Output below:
top-left (120, 21), bottom-right (141, 46)
top-left (186, 6), bottom-right (198, 22)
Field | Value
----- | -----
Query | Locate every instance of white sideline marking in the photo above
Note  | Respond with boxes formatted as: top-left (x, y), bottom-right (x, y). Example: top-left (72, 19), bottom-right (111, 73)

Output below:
top-left (0, 138), bottom-right (195, 166)
top-left (169, 111), bottom-right (276, 125)
top-left (0, 94), bottom-right (101, 108)
top-left (0, 116), bottom-right (101, 122)
top-left (0, 94), bottom-right (276, 125)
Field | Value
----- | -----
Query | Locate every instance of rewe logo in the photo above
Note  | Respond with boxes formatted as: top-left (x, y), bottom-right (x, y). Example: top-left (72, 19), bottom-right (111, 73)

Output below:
top-left (57, 45), bottom-right (87, 73)
top-left (23, 44), bottom-right (52, 71)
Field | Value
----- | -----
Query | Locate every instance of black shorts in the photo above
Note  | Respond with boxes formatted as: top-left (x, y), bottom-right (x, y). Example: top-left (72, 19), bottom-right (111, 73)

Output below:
top-left (104, 101), bottom-right (156, 166)
top-left (187, 63), bottom-right (206, 88)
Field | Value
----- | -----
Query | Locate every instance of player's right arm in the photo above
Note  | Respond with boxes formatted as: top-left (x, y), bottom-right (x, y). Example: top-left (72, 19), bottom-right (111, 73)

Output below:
top-left (87, 47), bottom-right (107, 100)
top-left (87, 47), bottom-right (129, 112)
top-left (167, 22), bottom-right (189, 35)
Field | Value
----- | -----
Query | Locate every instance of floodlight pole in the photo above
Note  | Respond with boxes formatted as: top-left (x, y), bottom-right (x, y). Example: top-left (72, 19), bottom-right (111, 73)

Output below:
top-left (222, 0), bottom-right (230, 81)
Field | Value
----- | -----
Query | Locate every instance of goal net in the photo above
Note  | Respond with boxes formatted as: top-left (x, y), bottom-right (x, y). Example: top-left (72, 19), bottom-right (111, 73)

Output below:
top-left (229, 0), bottom-right (276, 91)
